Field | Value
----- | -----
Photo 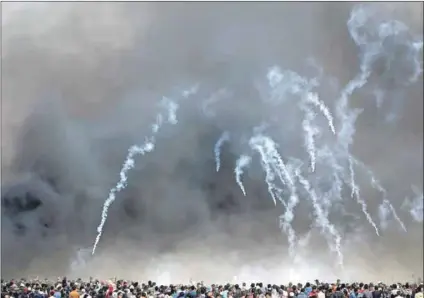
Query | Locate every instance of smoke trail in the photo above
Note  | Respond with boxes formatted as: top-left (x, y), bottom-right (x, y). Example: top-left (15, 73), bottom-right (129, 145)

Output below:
top-left (266, 66), bottom-right (336, 138)
top-left (304, 93), bottom-right (336, 135)
top-left (234, 155), bottom-right (251, 196)
top-left (280, 160), bottom-right (302, 258)
top-left (335, 6), bottom-right (384, 142)
top-left (249, 134), bottom-right (299, 257)
top-left (214, 131), bottom-right (230, 172)
top-left (92, 98), bottom-right (180, 255)
top-left (249, 135), bottom-right (280, 207)
top-left (348, 156), bottom-right (380, 235)
top-left (331, 50), bottom-right (379, 235)
top-left (301, 105), bottom-right (318, 172)
top-left (296, 172), bottom-right (343, 266)
top-left (249, 135), bottom-right (295, 194)
top-left (353, 158), bottom-right (407, 232)
top-left (92, 142), bottom-right (155, 255)
top-left (265, 67), bottom-right (336, 172)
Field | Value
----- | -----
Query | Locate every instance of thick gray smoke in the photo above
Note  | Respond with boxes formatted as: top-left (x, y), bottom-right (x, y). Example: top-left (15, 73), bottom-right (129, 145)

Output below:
top-left (1, 2), bottom-right (423, 282)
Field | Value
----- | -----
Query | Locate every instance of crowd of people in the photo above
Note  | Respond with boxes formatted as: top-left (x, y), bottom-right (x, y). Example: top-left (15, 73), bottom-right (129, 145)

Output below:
top-left (1, 278), bottom-right (423, 298)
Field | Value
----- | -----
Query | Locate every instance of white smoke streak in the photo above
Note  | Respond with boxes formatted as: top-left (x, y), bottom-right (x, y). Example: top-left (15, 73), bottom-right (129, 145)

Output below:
top-left (249, 136), bottom-right (280, 207)
top-left (92, 97), bottom-right (181, 255)
top-left (353, 158), bottom-right (407, 232)
top-left (234, 155), bottom-right (252, 196)
top-left (266, 67), bottom-right (335, 173)
top-left (301, 105), bottom-right (319, 172)
top-left (348, 157), bottom-right (380, 235)
top-left (214, 131), bottom-right (230, 172)
top-left (296, 172), bottom-right (343, 266)
top-left (249, 134), bottom-right (299, 257)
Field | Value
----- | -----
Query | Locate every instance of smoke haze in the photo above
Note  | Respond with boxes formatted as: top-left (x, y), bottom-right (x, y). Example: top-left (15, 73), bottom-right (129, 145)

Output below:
top-left (1, 2), bottom-right (423, 283)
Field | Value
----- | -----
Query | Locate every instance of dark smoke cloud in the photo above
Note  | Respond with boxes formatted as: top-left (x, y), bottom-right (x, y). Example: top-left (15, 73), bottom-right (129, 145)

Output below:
top-left (1, 2), bottom-right (423, 282)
